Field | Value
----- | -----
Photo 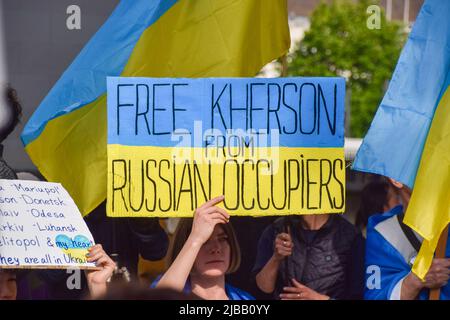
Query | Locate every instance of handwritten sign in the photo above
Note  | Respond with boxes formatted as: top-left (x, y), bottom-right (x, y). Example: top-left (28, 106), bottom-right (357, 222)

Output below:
top-left (0, 179), bottom-right (96, 269)
top-left (107, 77), bottom-right (346, 217)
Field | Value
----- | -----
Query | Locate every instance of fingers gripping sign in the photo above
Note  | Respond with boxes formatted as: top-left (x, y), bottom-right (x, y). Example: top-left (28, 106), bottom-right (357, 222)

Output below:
top-left (84, 243), bottom-right (116, 299)
top-left (85, 244), bottom-right (116, 284)
top-left (190, 195), bottom-right (230, 245)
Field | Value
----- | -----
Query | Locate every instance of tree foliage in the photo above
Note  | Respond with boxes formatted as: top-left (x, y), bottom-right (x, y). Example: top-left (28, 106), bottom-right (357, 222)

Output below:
top-left (288, 0), bottom-right (406, 137)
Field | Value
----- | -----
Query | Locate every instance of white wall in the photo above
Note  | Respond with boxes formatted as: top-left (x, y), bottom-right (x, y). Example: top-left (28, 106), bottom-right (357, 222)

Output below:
top-left (1, 0), bottom-right (119, 171)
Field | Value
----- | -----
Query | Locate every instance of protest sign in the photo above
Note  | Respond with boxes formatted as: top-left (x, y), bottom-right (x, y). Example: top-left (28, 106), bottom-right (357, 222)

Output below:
top-left (0, 179), bottom-right (96, 269)
top-left (107, 77), bottom-right (345, 217)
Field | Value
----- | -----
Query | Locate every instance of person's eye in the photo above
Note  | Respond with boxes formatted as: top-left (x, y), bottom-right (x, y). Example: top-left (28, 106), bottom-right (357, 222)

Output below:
top-left (8, 278), bottom-right (16, 283)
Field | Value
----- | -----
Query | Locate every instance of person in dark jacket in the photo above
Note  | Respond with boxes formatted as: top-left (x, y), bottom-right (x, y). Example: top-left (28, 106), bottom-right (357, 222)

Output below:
top-left (0, 85), bottom-right (21, 179)
top-left (253, 214), bottom-right (365, 300)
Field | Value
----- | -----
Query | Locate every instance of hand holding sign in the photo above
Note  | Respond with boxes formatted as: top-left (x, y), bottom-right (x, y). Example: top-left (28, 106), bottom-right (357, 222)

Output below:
top-left (0, 179), bottom-right (96, 269)
top-left (190, 195), bottom-right (230, 245)
top-left (273, 231), bottom-right (293, 261)
top-left (85, 244), bottom-right (116, 299)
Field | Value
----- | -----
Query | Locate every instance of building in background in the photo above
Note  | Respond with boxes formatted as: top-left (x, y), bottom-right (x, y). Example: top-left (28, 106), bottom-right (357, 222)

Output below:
top-left (289, 0), bottom-right (423, 24)
top-left (262, 0), bottom-right (423, 76)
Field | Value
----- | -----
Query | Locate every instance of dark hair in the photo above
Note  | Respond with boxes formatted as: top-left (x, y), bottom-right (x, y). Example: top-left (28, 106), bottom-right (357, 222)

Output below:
top-left (355, 180), bottom-right (390, 228)
top-left (0, 85), bottom-right (22, 142)
top-left (170, 219), bottom-right (241, 274)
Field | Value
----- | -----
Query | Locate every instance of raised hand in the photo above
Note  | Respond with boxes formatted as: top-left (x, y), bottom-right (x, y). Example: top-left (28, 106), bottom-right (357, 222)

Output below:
top-left (189, 195), bottom-right (230, 245)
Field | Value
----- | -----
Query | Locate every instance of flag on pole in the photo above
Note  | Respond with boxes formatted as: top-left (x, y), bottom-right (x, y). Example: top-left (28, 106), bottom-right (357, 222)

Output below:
top-left (353, 0), bottom-right (450, 279)
top-left (21, 0), bottom-right (290, 216)
top-left (353, 0), bottom-right (450, 188)
top-left (405, 87), bottom-right (450, 280)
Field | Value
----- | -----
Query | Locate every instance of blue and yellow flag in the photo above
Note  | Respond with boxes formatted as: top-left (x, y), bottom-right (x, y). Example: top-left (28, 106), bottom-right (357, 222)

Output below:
top-left (353, 0), bottom-right (450, 279)
top-left (406, 87), bottom-right (450, 280)
top-left (21, 0), bottom-right (290, 216)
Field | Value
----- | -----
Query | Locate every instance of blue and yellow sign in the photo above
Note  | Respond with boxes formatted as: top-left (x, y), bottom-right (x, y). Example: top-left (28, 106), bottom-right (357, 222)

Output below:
top-left (107, 77), bottom-right (345, 217)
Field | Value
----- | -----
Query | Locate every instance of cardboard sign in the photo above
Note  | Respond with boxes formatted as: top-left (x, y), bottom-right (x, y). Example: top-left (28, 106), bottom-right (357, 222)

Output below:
top-left (0, 179), bottom-right (96, 269)
top-left (107, 77), bottom-right (346, 217)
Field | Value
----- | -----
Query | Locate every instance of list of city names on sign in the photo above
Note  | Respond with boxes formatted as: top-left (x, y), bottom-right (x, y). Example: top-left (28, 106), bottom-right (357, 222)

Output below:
top-left (0, 179), bottom-right (96, 269)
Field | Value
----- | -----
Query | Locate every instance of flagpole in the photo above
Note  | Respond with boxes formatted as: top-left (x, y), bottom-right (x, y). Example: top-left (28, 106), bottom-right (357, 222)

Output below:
top-left (280, 53), bottom-right (291, 287)
top-left (429, 224), bottom-right (449, 300)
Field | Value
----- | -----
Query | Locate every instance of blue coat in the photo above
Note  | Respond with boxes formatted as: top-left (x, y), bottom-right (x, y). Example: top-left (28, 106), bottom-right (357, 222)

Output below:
top-left (151, 276), bottom-right (254, 300)
top-left (365, 205), bottom-right (449, 300)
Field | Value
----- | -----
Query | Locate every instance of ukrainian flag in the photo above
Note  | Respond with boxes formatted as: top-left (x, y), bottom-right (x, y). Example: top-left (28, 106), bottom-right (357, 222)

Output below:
top-left (407, 87), bottom-right (450, 280)
top-left (21, 0), bottom-right (290, 216)
top-left (353, 0), bottom-right (450, 280)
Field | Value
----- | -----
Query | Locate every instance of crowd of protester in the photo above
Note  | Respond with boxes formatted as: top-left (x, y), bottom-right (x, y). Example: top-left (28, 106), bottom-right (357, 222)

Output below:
top-left (0, 86), bottom-right (449, 300)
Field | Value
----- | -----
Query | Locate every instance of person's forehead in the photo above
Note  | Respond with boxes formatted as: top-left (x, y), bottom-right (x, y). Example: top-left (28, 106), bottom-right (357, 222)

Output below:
top-left (212, 225), bottom-right (226, 236)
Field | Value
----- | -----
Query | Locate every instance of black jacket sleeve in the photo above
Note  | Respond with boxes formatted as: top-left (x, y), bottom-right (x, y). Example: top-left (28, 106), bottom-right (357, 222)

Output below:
top-left (127, 218), bottom-right (169, 261)
top-left (344, 232), bottom-right (366, 300)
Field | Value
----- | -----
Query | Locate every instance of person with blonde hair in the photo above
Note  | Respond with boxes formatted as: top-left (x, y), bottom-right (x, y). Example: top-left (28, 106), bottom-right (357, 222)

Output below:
top-left (155, 196), bottom-right (253, 300)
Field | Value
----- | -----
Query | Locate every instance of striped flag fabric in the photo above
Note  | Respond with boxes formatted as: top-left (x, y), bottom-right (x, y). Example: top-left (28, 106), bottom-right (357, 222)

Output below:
top-left (353, 0), bottom-right (450, 280)
top-left (21, 0), bottom-right (290, 216)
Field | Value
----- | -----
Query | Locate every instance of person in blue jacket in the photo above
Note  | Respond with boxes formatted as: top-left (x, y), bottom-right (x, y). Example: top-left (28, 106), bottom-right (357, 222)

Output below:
top-left (365, 178), bottom-right (450, 300)
top-left (155, 196), bottom-right (253, 300)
